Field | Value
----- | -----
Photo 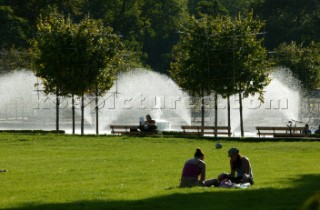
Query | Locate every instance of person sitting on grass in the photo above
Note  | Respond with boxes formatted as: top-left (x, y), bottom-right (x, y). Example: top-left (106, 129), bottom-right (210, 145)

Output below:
top-left (218, 148), bottom-right (254, 185)
top-left (180, 148), bottom-right (218, 187)
top-left (139, 114), bottom-right (157, 132)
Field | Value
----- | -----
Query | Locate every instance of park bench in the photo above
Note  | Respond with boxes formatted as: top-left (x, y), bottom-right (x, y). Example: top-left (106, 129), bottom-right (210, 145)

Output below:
top-left (110, 125), bottom-right (158, 136)
top-left (181, 126), bottom-right (231, 137)
top-left (110, 125), bottom-right (140, 135)
top-left (256, 126), bottom-right (307, 137)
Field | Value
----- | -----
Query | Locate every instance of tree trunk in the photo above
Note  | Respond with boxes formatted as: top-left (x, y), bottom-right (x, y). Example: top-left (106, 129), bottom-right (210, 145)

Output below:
top-left (72, 94), bottom-right (75, 135)
top-left (227, 95), bottom-right (231, 137)
top-left (81, 93), bottom-right (84, 135)
top-left (214, 93), bottom-right (218, 137)
top-left (95, 84), bottom-right (99, 135)
top-left (239, 92), bottom-right (244, 137)
top-left (56, 88), bottom-right (59, 132)
top-left (201, 97), bottom-right (205, 135)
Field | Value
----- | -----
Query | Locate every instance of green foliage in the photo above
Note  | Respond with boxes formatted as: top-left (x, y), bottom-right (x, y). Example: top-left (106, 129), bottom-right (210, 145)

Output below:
top-left (222, 0), bottom-right (258, 16)
top-left (0, 47), bottom-right (30, 71)
top-left (0, 5), bottom-right (28, 48)
top-left (82, 0), bottom-right (146, 57)
top-left (141, 0), bottom-right (189, 72)
top-left (3, 0), bottom-right (84, 26)
top-left (255, 0), bottom-right (320, 49)
top-left (275, 41), bottom-right (320, 91)
top-left (2, 0), bottom-right (320, 80)
top-left (170, 15), bottom-right (220, 96)
top-left (230, 13), bottom-right (271, 100)
top-left (0, 134), bottom-right (319, 210)
top-left (188, 0), bottom-right (229, 17)
top-left (170, 13), bottom-right (271, 100)
top-left (30, 11), bottom-right (125, 95)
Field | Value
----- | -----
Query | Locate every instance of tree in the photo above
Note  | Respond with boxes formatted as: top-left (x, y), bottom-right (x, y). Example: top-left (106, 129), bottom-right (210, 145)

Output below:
top-left (170, 16), bottom-right (224, 131)
top-left (82, 0), bottom-right (145, 45)
top-left (141, 0), bottom-right (189, 73)
top-left (221, 0), bottom-right (257, 17)
top-left (275, 41), bottom-right (320, 91)
top-left (2, 0), bottom-right (188, 73)
top-left (0, 5), bottom-right (30, 71)
top-left (0, 5), bottom-right (28, 48)
top-left (170, 13), bottom-right (271, 137)
top-left (0, 1), bottom-right (85, 72)
top-left (223, 13), bottom-right (271, 136)
top-left (3, 0), bottom-right (84, 26)
top-left (31, 12), bottom-right (125, 134)
top-left (254, 0), bottom-right (320, 50)
top-left (188, 0), bottom-right (228, 17)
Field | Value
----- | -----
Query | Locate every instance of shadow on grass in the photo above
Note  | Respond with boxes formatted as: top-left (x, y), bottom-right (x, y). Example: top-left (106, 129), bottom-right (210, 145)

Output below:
top-left (4, 174), bottom-right (320, 210)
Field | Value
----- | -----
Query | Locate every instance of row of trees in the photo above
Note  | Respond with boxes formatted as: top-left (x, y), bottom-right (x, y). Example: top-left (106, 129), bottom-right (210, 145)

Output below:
top-left (2, 0), bottom-right (320, 135)
top-left (30, 10), bottom-right (271, 136)
top-left (2, 0), bottom-right (320, 76)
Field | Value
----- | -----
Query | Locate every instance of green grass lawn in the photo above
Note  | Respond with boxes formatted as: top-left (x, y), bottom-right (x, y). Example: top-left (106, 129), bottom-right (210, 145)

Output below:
top-left (0, 134), bottom-right (319, 210)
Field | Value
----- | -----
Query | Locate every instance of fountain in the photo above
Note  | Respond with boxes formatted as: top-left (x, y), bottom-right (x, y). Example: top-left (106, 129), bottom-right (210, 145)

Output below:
top-left (150, 96), bottom-right (171, 131)
top-left (204, 67), bottom-right (303, 136)
top-left (0, 70), bottom-right (94, 132)
top-left (0, 67), bottom-right (310, 135)
top-left (0, 68), bottom-right (191, 133)
top-left (99, 68), bottom-right (191, 131)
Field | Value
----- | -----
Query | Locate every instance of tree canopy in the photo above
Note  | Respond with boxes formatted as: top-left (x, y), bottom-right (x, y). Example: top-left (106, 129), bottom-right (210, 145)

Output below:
top-left (31, 12), bottom-right (125, 96)
top-left (170, 13), bottom-right (271, 99)
top-left (275, 42), bottom-right (320, 91)
top-left (1, 0), bottom-right (320, 90)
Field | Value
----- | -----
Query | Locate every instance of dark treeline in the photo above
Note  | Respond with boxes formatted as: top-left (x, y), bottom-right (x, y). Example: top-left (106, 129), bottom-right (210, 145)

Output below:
top-left (1, 0), bottom-right (320, 73)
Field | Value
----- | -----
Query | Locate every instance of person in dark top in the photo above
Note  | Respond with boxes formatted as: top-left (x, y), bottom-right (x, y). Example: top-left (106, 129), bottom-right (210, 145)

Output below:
top-left (303, 124), bottom-right (312, 135)
top-left (218, 148), bottom-right (254, 185)
top-left (139, 114), bottom-right (157, 132)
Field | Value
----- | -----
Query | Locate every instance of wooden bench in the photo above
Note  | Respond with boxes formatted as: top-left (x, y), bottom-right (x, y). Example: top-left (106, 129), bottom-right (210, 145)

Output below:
top-left (110, 125), bottom-right (140, 135)
top-left (181, 126), bottom-right (231, 137)
top-left (110, 125), bottom-right (158, 136)
top-left (256, 126), bottom-right (307, 137)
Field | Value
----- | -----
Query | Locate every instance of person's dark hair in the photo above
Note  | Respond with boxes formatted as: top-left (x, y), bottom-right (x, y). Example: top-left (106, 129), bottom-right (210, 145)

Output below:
top-left (194, 148), bottom-right (204, 158)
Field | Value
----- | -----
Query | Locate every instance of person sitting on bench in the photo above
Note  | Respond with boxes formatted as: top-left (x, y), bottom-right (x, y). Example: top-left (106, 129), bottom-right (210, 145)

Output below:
top-left (303, 124), bottom-right (312, 135)
top-left (315, 125), bottom-right (320, 135)
top-left (139, 114), bottom-right (157, 132)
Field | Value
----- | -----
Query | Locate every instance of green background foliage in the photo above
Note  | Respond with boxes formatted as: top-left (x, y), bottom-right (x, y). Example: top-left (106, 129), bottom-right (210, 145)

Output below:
top-left (2, 0), bottom-right (320, 78)
top-left (0, 0), bottom-right (319, 135)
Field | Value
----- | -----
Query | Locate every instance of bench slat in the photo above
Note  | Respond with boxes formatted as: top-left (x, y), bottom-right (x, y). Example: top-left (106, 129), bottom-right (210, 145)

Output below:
top-left (110, 125), bottom-right (157, 136)
top-left (181, 125), bottom-right (231, 136)
top-left (181, 126), bottom-right (230, 129)
top-left (256, 126), bottom-right (307, 137)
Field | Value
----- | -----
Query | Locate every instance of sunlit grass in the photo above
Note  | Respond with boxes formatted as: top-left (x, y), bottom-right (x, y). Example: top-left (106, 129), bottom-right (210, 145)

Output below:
top-left (0, 134), bottom-right (319, 209)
